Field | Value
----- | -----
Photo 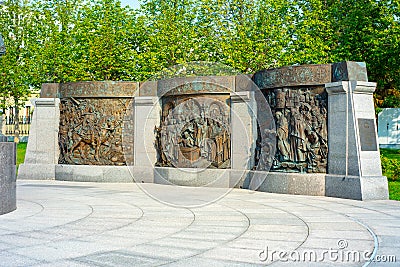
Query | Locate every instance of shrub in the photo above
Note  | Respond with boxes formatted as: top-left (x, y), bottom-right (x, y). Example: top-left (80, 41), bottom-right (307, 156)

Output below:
top-left (381, 154), bottom-right (400, 182)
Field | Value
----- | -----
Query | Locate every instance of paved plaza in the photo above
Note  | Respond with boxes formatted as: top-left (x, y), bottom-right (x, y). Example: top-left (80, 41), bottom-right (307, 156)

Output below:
top-left (0, 180), bottom-right (399, 266)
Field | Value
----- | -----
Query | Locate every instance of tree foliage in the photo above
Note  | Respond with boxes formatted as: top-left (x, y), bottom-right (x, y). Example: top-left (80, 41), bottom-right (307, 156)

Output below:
top-left (326, 0), bottom-right (400, 107)
top-left (0, 0), bottom-right (399, 108)
top-left (0, 0), bottom-right (46, 109)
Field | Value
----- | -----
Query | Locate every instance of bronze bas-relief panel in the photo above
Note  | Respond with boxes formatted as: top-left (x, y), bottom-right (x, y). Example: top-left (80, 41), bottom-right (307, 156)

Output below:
top-left (60, 81), bottom-right (138, 98)
top-left (263, 87), bottom-right (328, 173)
top-left (254, 64), bottom-right (332, 90)
top-left (155, 94), bottom-right (231, 169)
top-left (158, 76), bottom-right (234, 97)
top-left (59, 98), bottom-right (132, 165)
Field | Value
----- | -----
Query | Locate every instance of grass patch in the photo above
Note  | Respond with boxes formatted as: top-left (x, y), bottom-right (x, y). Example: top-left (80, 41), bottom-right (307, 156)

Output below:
top-left (17, 142), bottom-right (27, 169)
top-left (380, 148), bottom-right (400, 161)
top-left (389, 181), bottom-right (400, 201)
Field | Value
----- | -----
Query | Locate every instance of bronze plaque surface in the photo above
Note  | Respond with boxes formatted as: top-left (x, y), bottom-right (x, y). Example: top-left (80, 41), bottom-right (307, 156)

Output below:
top-left (40, 83), bottom-right (60, 98)
top-left (59, 81), bottom-right (138, 98)
top-left (158, 76), bottom-right (234, 96)
top-left (253, 64), bottom-right (332, 89)
top-left (59, 98), bottom-right (133, 165)
top-left (155, 94), bottom-right (231, 169)
top-left (358, 118), bottom-right (378, 151)
top-left (260, 86), bottom-right (328, 173)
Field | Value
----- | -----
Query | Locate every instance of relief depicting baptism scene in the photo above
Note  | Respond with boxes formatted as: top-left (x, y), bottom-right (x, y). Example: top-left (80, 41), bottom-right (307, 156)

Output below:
top-left (155, 94), bottom-right (231, 169)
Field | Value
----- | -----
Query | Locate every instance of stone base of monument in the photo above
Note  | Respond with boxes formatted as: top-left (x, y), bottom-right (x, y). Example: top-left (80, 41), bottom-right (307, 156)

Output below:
top-left (18, 164), bottom-right (57, 180)
top-left (53, 165), bottom-right (236, 187)
top-left (51, 165), bottom-right (328, 196)
top-left (325, 175), bottom-right (389, 200)
top-left (55, 165), bottom-right (133, 183)
top-left (153, 167), bottom-right (231, 188)
top-left (28, 163), bottom-right (389, 201)
top-left (248, 172), bottom-right (326, 196)
top-left (0, 142), bottom-right (17, 215)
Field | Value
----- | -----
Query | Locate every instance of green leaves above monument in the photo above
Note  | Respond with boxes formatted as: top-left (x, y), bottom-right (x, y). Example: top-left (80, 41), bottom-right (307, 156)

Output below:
top-left (0, 0), bottom-right (399, 108)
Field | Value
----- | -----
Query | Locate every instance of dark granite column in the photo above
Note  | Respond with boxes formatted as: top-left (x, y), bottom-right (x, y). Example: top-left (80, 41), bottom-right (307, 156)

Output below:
top-left (0, 142), bottom-right (16, 215)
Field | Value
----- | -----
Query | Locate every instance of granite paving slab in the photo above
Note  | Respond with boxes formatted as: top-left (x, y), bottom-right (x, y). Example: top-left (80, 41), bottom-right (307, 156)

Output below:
top-left (0, 181), bottom-right (398, 266)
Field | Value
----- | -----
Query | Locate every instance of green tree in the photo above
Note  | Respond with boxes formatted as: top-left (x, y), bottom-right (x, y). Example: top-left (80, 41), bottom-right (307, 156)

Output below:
top-left (217, 0), bottom-right (298, 72)
top-left (137, 0), bottom-right (299, 75)
top-left (34, 0), bottom-right (85, 82)
top-left (36, 0), bottom-right (139, 82)
top-left (136, 0), bottom-right (206, 79)
top-left (0, 0), bottom-right (46, 141)
top-left (327, 0), bottom-right (400, 98)
top-left (1, 0), bottom-right (399, 112)
top-left (284, 0), bottom-right (333, 65)
top-left (71, 0), bottom-right (139, 81)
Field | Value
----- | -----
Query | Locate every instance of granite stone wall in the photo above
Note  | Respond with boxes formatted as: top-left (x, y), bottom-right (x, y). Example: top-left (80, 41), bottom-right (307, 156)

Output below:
top-left (17, 62), bottom-right (389, 200)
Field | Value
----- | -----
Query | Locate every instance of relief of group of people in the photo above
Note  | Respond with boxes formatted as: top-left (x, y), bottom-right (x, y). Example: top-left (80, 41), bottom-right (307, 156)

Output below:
top-left (59, 98), bottom-right (127, 165)
top-left (271, 89), bottom-right (328, 173)
top-left (156, 97), bottom-right (231, 168)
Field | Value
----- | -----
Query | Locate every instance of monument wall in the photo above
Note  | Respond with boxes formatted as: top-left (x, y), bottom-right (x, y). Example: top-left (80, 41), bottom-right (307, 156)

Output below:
top-left (253, 65), bottom-right (330, 174)
top-left (18, 62), bottom-right (389, 200)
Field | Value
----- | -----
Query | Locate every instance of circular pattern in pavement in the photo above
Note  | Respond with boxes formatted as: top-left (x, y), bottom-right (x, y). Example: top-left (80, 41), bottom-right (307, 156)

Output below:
top-left (0, 181), bottom-right (399, 266)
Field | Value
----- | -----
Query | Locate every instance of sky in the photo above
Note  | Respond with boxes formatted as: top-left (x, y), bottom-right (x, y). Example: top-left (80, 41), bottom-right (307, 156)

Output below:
top-left (120, 0), bottom-right (141, 9)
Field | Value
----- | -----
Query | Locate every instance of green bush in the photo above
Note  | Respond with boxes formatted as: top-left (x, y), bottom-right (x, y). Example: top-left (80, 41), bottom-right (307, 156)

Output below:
top-left (381, 154), bottom-right (400, 181)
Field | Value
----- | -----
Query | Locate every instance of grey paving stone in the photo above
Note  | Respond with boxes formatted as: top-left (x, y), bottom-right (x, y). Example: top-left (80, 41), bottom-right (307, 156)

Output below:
top-left (75, 251), bottom-right (170, 267)
top-left (200, 246), bottom-right (265, 264)
top-left (150, 237), bottom-right (220, 250)
top-left (240, 231), bottom-right (307, 242)
top-left (191, 220), bottom-right (249, 227)
top-left (0, 181), bottom-right (398, 266)
top-left (34, 260), bottom-right (94, 267)
top-left (377, 235), bottom-right (400, 247)
top-left (123, 244), bottom-right (200, 260)
top-left (301, 238), bottom-right (374, 252)
top-left (226, 238), bottom-right (301, 251)
top-left (375, 226), bottom-right (400, 235)
top-left (0, 251), bottom-right (44, 267)
top-left (247, 225), bottom-right (307, 233)
top-left (163, 256), bottom-right (261, 267)
top-left (0, 234), bottom-right (49, 247)
top-left (308, 230), bottom-right (372, 240)
top-left (172, 230), bottom-right (241, 241)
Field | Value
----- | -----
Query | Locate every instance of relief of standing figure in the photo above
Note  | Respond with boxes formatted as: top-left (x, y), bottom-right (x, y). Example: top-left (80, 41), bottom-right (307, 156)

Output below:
top-left (275, 111), bottom-right (290, 161)
top-left (263, 88), bottom-right (328, 173)
top-left (290, 108), bottom-right (307, 162)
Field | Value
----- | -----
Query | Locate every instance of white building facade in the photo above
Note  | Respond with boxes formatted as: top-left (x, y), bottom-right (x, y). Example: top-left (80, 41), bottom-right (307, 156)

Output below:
top-left (378, 108), bottom-right (400, 149)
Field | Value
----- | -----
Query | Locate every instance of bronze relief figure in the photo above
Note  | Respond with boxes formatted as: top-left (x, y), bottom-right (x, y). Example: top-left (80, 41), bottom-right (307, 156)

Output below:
top-left (155, 95), bottom-right (231, 169)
